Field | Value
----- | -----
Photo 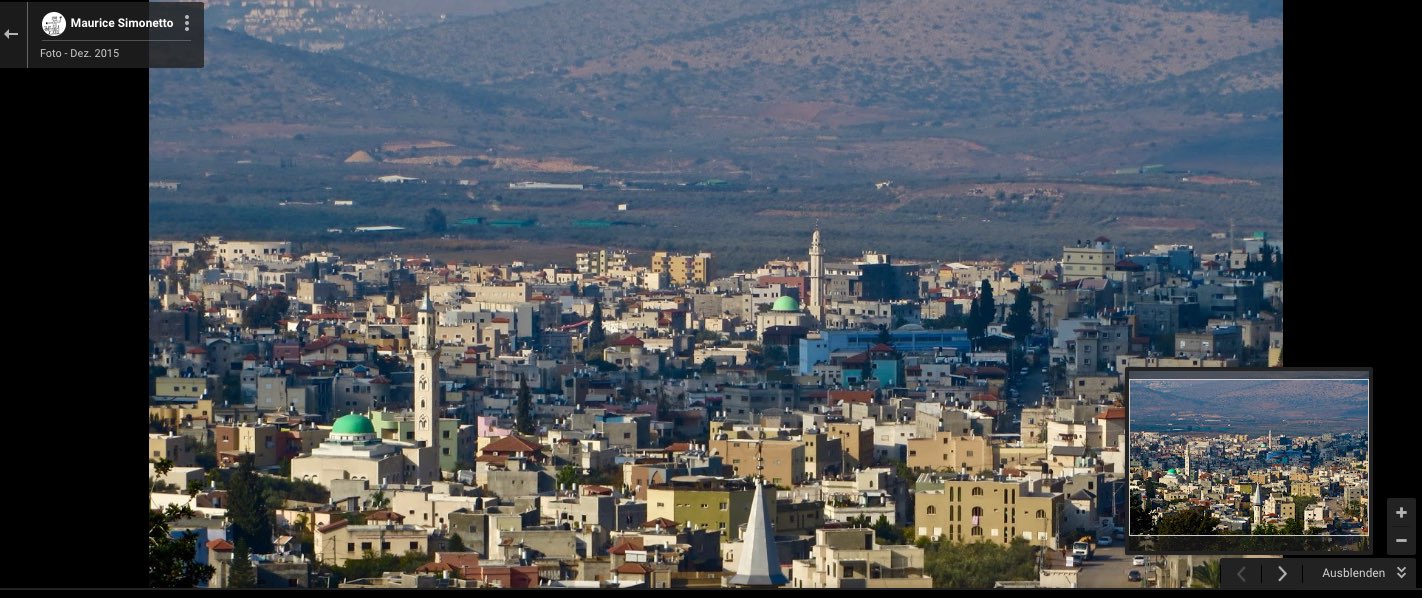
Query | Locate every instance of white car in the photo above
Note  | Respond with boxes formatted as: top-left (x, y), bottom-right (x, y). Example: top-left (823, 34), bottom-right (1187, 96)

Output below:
top-left (1133, 555), bottom-right (1147, 566)
top-left (1097, 536), bottom-right (1112, 546)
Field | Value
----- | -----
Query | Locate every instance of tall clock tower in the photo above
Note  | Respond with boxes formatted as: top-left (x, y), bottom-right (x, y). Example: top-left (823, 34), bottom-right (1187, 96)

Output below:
top-left (413, 292), bottom-right (440, 478)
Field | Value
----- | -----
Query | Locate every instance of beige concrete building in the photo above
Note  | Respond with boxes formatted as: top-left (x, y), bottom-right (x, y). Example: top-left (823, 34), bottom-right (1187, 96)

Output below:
top-left (826, 422), bottom-right (873, 469)
top-left (149, 432), bottom-right (197, 467)
top-left (215, 423), bottom-right (281, 468)
top-left (709, 437), bottom-right (806, 489)
top-left (914, 474), bottom-right (1063, 548)
top-left (651, 252), bottom-right (713, 286)
top-left (576, 249), bottom-right (628, 275)
top-left (788, 528), bottom-right (932, 588)
top-left (1060, 240), bottom-right (1119, 282)
top-left (905, 432), bottom-right (993, 474)
top-left (313, 518), bottom-right (430, 567)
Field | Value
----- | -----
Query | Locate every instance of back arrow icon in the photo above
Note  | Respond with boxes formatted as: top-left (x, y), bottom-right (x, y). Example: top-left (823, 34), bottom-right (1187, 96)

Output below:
top-left (1237, 567), bottom-right (1248, 583)
top-left (3, 30), bottom-right (16, 39)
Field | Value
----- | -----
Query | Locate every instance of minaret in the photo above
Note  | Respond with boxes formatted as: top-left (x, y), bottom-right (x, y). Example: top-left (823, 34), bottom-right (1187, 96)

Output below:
top-left (413, 291), bottom-right (440, 480)
top-left (728, 470), bottom-right (788, 587)
top-left (809, 228), bottom-right (824, 325)
top-left (1184, 445), bottom-right (1192, 481)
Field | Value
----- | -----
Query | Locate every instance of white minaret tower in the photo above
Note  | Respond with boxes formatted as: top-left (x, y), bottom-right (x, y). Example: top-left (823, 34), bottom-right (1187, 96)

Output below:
top-left (413, 291), bottom-right (440, 471)
top-left (1184, 444), bottom-right (1192, 481)
top-left (809, 228), bottom-right (824, 324)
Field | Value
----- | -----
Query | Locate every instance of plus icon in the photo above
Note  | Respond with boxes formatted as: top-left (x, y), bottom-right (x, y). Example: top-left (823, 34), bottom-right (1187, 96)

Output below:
top-left (1399, 507), bottom-right (1410, 519)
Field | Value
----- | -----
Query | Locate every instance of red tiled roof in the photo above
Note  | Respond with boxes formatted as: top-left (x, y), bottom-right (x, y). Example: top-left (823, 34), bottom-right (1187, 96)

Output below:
top-left (666, 443), bottom-right (692, 452)
top-left (608, 538), bottom-right (645, 555)
top-left (829, 390), bottom-right (874, 404)
top-left (642, 517), bottom-right (678, 530)
top-left (868, 343), bottom-right (896, 353)
top-left (483, 434), bottom-right (541, 454)
top-left (582, 485), bottom-right (613, 496)
top-left (612, 335), bottom-right (645, 347)
top-left (491, 317), bottom-right (511, 324)
top-left (1096, 407), bottom-right (1127, 420)
top-left (366, 510), bottom-right (404, 523)
top-left (316, 519), bottom-right (349, 534)
top-left (206, 539), bottom-right (234, 552)
top-left (841, 352), bottom-right (869, 365)
top-left (417, 561), bottom-right (455, 574)
top-left (187, 347), bottom-right (207, 354)
top-left (615, 563), bottom-right (653, 575)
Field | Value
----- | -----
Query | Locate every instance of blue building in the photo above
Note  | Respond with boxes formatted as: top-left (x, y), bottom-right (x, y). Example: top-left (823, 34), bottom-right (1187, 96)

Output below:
top-left (798, 328), bottom-right (970, 375)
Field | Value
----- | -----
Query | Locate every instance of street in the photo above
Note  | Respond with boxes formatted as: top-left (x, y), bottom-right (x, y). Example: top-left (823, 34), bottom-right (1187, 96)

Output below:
top-left (1071, 545), bottom-right (1148, 589)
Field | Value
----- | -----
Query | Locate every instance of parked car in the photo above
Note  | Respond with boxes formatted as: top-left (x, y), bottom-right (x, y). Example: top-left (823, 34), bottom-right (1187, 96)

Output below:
top-left (1128, 570), bottom-right (1143, 583)
top-left (1133, 555), bottom-right (1147, 566)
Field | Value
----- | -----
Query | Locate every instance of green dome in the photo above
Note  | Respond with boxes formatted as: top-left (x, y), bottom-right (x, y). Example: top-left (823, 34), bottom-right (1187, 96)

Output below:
top-left (332, 413), bottom-right (375, 435)
top-left (771, 296), bottom-right (801, 312)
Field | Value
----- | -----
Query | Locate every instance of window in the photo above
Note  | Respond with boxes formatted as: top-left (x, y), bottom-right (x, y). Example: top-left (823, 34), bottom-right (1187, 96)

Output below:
top-left (410, 542), bottom-right (419, 550)
top-left (971, 526), bottom-right (983, 537)
top-left (720, 502), bottom-right (728, 510)
top-left (1036, 509), bottom-right (1046, 518)
top-left (972, 487), bottom-right (984, 496)
top-left (926, 505), bottom-right (937, 515)
top-left (443, 431), bottom-right (450, 439)
top-left (347, 543), bottom-right (355, 552)
top-left (972, 507), bottom-right (983, 517)
top-left (361, 542), bottom-right (372, 551)
top-left (381, 542), bottom-right (391, 550)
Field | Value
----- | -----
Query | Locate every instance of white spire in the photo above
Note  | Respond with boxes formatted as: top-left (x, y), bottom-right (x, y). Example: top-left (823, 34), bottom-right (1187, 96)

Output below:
top-left (728, 478), bottom-right (788, 587)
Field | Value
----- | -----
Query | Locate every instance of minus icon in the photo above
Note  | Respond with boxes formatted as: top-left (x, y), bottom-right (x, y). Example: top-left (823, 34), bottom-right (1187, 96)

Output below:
top-left (1397, 538), bottom-right (1409, 543)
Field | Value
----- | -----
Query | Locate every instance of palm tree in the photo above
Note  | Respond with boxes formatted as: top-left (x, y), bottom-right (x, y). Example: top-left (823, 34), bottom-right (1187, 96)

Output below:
top-left (367, 490), bottom-right (391, 512)
top-left (1191, 560), bottom-right (1222, 588)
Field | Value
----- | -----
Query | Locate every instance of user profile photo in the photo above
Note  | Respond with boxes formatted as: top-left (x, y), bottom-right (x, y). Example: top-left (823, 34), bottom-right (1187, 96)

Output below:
top-left (41, 12), bottom-right (65, 37)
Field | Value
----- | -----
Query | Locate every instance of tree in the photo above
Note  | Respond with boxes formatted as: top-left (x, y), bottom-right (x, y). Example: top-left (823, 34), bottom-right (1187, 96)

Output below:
top-left (149, 506), bottom-right (216, 586)
top-left (922, 538), bottom-right (1037, 588)
top-left (876, 324), bottom-right (892, 345)
top-left (556, 465), bottom-right (580, 489)
top-left (700, 357), bottom-right (718, 375)
top-left (1156, 507), bottom-right (1220, 536)
top-left (515, 379), bottom-right (536, 435)
top-left (978, 279), bottom-right (996, 325)
top-left (243, 294), bottom-right (291, 329)
top-left (424, 208), bottom-right (447, 233)
top-left (1190, 560), bottom-right (1223, 588)
top-left (149, 503), bottom-right (217, 587)
top-left (1006, 285), bottom-right (1034, 342)
top-left (873, 515), bottom-right (904, 544)
top-left (967, 298), bottom-right (986, 341)
top-left (367, 490), bottom-right (391, 511)
top-left (447, 533), bottom-right (468, 553)
top-left (587, 303), bottom-right (606, 345)
top-left (1130, 493), bottom-right (1156, 535)
top-left (226, 454), bottom-right (274, 553)
top-left (228, 540), bottom-right (257, 588)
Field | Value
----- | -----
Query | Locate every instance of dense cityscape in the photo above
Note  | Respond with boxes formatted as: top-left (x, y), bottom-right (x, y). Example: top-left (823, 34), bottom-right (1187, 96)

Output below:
top-left (148, 231), bottom-right (1284, 588)
top-left (1130, 430), bottom-right (1368, 546)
